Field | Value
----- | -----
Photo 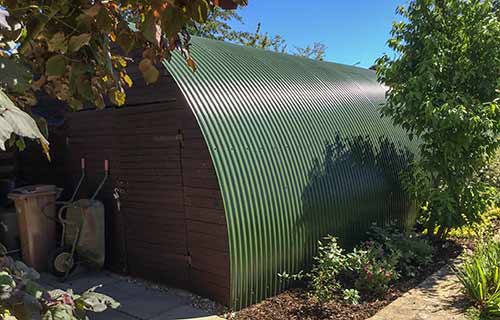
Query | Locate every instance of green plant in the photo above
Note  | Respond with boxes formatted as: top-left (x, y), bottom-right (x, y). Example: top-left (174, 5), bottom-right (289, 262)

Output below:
top-left (345, 243), bottom-right (399, 297)
top-left (449, 209), bottom-right (500, 240)
top-left (280, 225), bottom-right (437, 304)
top-left (481, 149), bottom-right (500, 206)
top-left (342, 288), bottom-right (360, 305)
top-left (308, 236), bottom-right (346, 302)
top-left (0, 0), bottom-right (248, 152)
top-left (376, 0), bottom-right (500, 238)
top-left (0, 243), bottom-right (119, 320)
top-left (368, 223), bottom-right (434, 278)
top-left (456, 239), bottom-right (500, 317)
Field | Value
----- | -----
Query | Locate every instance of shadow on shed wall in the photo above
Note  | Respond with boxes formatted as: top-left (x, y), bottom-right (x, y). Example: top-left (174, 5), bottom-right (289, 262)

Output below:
top-left (297, 133), bottom-right (416, 268)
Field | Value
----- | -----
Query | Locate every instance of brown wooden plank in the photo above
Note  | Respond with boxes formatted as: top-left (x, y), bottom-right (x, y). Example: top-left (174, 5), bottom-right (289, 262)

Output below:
top-left (183, 175), bottom-right (220, 189)
top-left (185, 207), bottom-right (226, 225)
top-left (188, 232), bottom-right (229, 253)
top-left (190, 247), bottom-right (230, 276)
top-left (184, 195), bottom-right (224, 210)
top-left (187, 221), bottom-right (228, 238)
top-left (183, 187), bottom-right (222, 200)
top-left (190, 271), bottom-right (230, 304)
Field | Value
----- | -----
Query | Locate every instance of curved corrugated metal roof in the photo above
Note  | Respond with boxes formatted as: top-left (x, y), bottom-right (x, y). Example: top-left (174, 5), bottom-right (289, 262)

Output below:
top-left (164, 37), bottom-right (418, 309)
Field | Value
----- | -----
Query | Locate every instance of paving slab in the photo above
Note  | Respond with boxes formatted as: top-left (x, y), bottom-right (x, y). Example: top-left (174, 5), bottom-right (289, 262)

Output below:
top-left (118, 287), bottom-right (190, 319)
top-left (369, 260), bottom-right (467, 320)
top-left (89, 310), bottom-right (137, 320)
top-left (41, 271), bottom-right (224, 320)
top-left (151, 305), bottom-right (217, 320)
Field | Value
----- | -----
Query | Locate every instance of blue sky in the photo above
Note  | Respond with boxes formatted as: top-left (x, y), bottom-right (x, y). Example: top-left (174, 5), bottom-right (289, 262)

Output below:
top-left (231, 0), bottom-right (406, 68)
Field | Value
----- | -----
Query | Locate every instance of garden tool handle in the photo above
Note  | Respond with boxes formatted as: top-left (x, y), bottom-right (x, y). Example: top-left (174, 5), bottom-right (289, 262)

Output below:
top-left (70, 158), bottom-right (86, 202)
top-left (91, 159), bottom-right (109, 200)
top-left (57, 203), bottom-right (82, 226)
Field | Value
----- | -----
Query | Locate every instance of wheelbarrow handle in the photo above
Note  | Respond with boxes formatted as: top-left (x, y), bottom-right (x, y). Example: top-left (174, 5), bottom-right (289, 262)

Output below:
top-left (57, 203), bottom-right (84, 226)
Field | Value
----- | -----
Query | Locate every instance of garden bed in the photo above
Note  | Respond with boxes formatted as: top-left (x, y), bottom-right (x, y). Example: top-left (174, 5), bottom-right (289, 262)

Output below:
top-left (228, 239), bottom-right (463, 320)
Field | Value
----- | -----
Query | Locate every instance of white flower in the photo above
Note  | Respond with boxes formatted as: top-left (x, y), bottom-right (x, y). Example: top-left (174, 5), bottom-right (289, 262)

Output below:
top-left (0, 8), bottom-right (11, 31)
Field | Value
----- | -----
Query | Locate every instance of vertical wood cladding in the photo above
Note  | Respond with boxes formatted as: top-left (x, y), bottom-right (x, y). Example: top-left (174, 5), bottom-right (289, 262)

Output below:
top-left (61, 73), bottom-right (230, 305)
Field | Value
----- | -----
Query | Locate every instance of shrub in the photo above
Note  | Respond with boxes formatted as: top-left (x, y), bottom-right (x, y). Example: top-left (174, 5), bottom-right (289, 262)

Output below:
top-left (341, 288), bottom-right (360, 305)
top-left (368, 223), bottom-right (434, 278)
top-left (280, 225), bottom-right (436, 304)
top-left (456, 239), bottom-right (500, 318)
top-left (481, 149), bottom-right (500, 206)
top-left (344, 244), bottom-right (399, 297)
top-left (308, 236), bottom-right (346, 302)
top-left (448, 209), bottom-right (500, 241)
top-left (0, 243), bottom-right (119, 320)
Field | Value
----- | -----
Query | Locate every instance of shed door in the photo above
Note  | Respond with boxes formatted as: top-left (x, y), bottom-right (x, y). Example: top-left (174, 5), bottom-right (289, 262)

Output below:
top-left (113, 104), bottom-right (190, 287)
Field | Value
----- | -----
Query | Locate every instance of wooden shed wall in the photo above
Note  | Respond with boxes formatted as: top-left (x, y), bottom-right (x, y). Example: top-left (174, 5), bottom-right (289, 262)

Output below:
top-left (59, 72), bottom-right (230, 304)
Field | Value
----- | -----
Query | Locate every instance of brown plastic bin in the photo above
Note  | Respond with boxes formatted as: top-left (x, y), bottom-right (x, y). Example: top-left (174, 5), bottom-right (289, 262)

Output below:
top-left (8, 185), bottom-right (61, 271)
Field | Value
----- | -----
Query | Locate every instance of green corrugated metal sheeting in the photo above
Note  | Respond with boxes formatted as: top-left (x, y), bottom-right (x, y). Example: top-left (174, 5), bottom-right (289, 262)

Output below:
top-left (164, 37), bottom-right (419, 309)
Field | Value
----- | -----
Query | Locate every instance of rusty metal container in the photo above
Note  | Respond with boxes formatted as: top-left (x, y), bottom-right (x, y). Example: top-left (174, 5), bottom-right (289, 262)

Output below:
top-left (8, 185), bottom-right (60, 271)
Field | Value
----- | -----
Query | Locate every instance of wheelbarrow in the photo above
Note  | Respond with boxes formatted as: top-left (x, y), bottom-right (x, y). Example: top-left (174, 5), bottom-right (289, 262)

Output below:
top-left (49, 159), bottom-right (109, 279)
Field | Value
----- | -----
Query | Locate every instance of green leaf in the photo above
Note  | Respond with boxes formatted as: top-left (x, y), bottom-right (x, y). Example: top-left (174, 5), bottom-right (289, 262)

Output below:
top-left (142, 12), bottom-right (161, 46)
top-left (96, 8), bottom-right (114, 33)
top-left (0, 57), bottom-right (33, 93)
top-left (45, 55), bottom-right (66, 76)
top-left (116, 30), bottom-right (135, 55)
top-left (68, 33), bottom-right (91, 52)
top-left (47, 32), bottom-right (67, 53)
top-left (160, 6), bottom-right (184, 38)
top-left (15, 137), bottom-right (26, 151)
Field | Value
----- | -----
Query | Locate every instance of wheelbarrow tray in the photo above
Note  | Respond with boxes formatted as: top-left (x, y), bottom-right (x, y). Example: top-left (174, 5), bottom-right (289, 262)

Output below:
top-left (64, 199), bottom-right (105, 268)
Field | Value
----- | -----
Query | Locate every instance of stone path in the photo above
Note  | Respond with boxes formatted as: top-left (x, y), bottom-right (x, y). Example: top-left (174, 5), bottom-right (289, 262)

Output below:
top-left (40, 271), bottom-right (224, 320)
top-left (369, 260), bottom-right (467, 320)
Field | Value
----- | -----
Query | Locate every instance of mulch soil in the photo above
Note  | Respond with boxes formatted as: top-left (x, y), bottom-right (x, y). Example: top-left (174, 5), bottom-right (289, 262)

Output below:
top-left (228, 239), bottom-right (464, 320)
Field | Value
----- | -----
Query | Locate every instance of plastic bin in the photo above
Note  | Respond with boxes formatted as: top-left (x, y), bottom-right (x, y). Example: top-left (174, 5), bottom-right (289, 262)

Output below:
top-left (8, 185), bottom-right (61, 271)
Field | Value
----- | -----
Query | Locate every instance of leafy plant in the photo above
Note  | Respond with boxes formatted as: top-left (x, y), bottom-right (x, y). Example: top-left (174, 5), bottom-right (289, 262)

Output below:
top-left (481, 149), bottom-right (500, 206)
top-left (280, 224), bottom-right (437, 304)
top-left (376, 0), bottom-right (500, 238)
top-left (344, 244), bottom-right (399, 297)
top-left (448, 209), bottom-right (500, 241)
top-left (0, 243), bottom-right (119, 320)
top-left (0, 0), bottom-right (247, 151)
top-left (308, 236), bottom-right (346, 302)
top-left (456, 239), bottom-right (500, 318)
top-left (341, 288), bottom-right (360, 305)
top-left (368, 223), bottom-right (434, 278)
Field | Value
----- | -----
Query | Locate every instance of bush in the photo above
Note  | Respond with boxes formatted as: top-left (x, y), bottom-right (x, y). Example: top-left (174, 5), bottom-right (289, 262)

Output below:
top-left (368, 223), bottom-right (434, 278)
top-left (481, 149), bottom-right (500, 206)
top-left (341, 288), bottom-right (360, 305)
top-left (344, 244), bottom-right (399, 297)
top-left (0, 243), bottom-right (119, 320)
top-left (280, 224), bottom-right (436, 304)
top-left (308, 236), bottom-right (346, 302)
top-left (448, 209), bottom-right (500, 241)
top-left (456, 239), bottom-right (500, 318)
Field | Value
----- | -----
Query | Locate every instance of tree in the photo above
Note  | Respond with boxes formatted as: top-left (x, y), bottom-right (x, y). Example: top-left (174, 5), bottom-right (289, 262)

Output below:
top-left (293, 42), bottom-right (327, 61)
top-left (0, 0), bottom-right (246, 153)
top-left (188, 9), bottom-right (326, 59)
top-left (187, 6), bottom-right (244, 42)
top-left (376, 0), bottom-right (500, 237)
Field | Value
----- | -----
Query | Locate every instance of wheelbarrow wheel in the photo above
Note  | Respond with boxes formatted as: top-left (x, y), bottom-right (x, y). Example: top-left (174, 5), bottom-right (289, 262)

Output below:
top-left (49, 247), bottom-right (76, 278)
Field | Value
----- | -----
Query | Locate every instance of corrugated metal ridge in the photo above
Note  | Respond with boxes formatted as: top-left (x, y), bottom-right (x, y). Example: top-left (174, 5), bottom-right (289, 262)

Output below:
top-left (163, 36), bottom-right (419, 309)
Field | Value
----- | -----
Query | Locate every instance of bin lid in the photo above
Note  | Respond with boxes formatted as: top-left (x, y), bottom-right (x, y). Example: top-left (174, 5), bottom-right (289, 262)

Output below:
top-left (8, 185), bottom-right (60, 199)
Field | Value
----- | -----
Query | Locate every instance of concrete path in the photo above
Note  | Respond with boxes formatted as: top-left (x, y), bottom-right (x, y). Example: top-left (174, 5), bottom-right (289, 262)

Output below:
top-left (40, 271), bottom-right (224, 320)
top-left (369, 260), bottom-right (467, 320)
